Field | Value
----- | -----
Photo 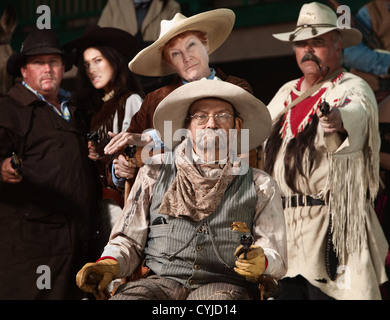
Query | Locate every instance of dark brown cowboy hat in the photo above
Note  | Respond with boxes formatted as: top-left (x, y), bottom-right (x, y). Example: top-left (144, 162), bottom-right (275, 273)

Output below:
top-left (6, 27), bottom-right (73, 76)
top-left (63, 24), bottom-right (144, 65)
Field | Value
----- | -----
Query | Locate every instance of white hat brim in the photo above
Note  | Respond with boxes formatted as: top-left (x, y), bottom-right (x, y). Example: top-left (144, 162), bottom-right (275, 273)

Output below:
top-left (273, 26), bottom-right (362, 48)
top-left (153, 79), bottom-right (271, 153)
top-left (129, 9), bottom-right (235, 77)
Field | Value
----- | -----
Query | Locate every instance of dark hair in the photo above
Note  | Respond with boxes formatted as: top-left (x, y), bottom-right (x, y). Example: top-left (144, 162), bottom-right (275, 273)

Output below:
top-left (72, 45), bottom-right (145, 117)
top-left (264, 114), bottom-right (318, 193)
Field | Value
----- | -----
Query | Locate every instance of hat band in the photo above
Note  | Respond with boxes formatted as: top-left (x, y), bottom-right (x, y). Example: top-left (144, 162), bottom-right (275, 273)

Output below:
top-left (21, 42), bottom-right (64, 55)
top-left (289, 23), bottom-right (336, 41)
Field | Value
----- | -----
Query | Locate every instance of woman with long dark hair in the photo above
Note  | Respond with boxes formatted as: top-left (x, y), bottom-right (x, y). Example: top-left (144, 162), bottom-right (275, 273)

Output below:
top-left (65, 25), bottom-right (145, 242)
top-left (74, 44), bottom-right (144, 144)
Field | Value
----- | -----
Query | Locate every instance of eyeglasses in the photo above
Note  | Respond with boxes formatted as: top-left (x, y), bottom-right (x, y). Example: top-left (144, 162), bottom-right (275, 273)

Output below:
top-left (189, 112), bottom-right (234, 125)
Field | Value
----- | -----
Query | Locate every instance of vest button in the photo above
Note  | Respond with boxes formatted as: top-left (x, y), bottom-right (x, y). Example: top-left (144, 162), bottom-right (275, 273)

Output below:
top-left (194, 264), bottom-right (201, 270)
top-left (189, 280), bottom-right (194, 285)
top-left (196, 246), bottom-right (202, 251)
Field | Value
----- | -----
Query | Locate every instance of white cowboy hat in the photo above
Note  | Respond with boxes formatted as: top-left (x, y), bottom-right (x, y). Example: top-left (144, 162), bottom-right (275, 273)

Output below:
top-left (129, 9), bottom-right (235, 77)
top-left (153, 79), bottom-right (271, 152)
top-left (273, 2), bottom-right (362, 48)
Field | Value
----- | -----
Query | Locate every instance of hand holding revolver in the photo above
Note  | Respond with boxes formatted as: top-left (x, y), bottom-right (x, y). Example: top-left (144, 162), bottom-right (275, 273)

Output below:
top-left (1, 153), bottom-right (23, 184)
top-left (76, 258), bottom-right (119, 300)
top-left (87, 131), bottom-right (101, 161)
top-left (317, 99), bottom-right (347, 152)
top-left (234, 233), bottom-right (266, 283)
top-left (317, 100), bottom-right (346, 135)
top-left (113, 154), bottom-right (136, 180)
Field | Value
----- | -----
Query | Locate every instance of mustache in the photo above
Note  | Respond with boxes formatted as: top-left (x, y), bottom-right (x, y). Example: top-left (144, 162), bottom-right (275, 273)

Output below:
top-left (196, 128), bottom-right (227, 138)
top-left (301, 52), bottom-right (321, 64)
top-left (40, 74), bottom-right (55, 81)
top-left (194, 128), bottom-right (228, 148)
top-left (301, 52), bottom-right (330, 76)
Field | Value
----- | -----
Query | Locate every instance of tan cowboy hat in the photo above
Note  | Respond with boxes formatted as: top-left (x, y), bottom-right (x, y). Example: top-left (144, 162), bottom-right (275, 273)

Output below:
top-left (273, 2), bottom-right (362, 48)
top-left (129, 9), bottom-right (235, 77)
top-left (153, 79), bottom-right (271, 152)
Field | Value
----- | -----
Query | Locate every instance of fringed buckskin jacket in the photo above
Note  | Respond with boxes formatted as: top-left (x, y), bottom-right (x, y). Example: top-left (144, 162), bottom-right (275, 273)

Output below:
top-left (265, 71), bottom-right (388, 299)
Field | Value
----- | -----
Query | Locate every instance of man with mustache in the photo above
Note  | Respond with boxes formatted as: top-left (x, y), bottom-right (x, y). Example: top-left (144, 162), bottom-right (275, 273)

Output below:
top-left (75, 79), bottom-right (287, 300)
top-left (264, 2), bottom-right (388, 299)
top-left (0, 28), bottom-right (101, 299)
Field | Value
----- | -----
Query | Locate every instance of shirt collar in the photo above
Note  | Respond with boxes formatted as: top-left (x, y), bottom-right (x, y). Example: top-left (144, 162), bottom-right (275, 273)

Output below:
top-left (22, 81), bottom-right (70, 106)
top-left (181, 68), bottom-right (216, 85)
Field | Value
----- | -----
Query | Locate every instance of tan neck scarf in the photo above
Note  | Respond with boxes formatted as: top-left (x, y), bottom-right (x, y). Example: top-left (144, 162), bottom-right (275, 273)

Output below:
top-left (158, 139), bottom-right (237, 221)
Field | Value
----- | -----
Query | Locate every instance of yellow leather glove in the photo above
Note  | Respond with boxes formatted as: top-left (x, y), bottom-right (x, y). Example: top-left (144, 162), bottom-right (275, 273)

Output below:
top-left (76, 259), bottom-right (119, 295)
top-left (234, 245), bottom-right (266, 283)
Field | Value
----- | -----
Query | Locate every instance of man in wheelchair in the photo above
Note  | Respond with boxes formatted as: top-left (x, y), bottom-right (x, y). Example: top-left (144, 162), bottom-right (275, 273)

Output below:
top-left (76, 79), bottom-right (287, 300)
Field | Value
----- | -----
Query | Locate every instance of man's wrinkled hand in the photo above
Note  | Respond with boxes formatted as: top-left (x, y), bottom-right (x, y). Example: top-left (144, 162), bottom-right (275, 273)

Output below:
top-left (113, 154), bottom-right (136, 180)
top-left (75, 259), bottom-right (119, 294)
top-left (104, 131), bottom-right (152, 155)
top-left (234, 245), bottom-right (266, 283)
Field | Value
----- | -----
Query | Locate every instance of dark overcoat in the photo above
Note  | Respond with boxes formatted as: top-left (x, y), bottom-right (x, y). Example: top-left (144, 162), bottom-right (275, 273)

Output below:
top-left (0, 83), bottom-right (101, 299)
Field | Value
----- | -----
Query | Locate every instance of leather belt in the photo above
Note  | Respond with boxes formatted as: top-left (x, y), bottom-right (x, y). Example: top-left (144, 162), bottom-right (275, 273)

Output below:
top-left (282, 195), bottom-right (325, 208)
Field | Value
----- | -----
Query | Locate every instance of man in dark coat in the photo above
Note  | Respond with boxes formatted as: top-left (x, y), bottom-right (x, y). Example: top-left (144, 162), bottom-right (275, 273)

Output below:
top-left (0, 28), bottom-right (100, 299)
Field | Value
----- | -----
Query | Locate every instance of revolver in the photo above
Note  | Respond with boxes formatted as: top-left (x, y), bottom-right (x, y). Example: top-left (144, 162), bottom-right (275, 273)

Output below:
top-left (87, 131), bottom-right (100, 146)
top-left (319, 99), bottom-right (330, 117)
top-left (239, 234), bottom-right (254, 260)
top-left (10, 152), bottom-right (22, 176)
top-left (86, 273), bottom-right (111, 300)
top-left (123, 145), bottom-right (137, 199)
top-left (124, 145), bottom-right (137, 160)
